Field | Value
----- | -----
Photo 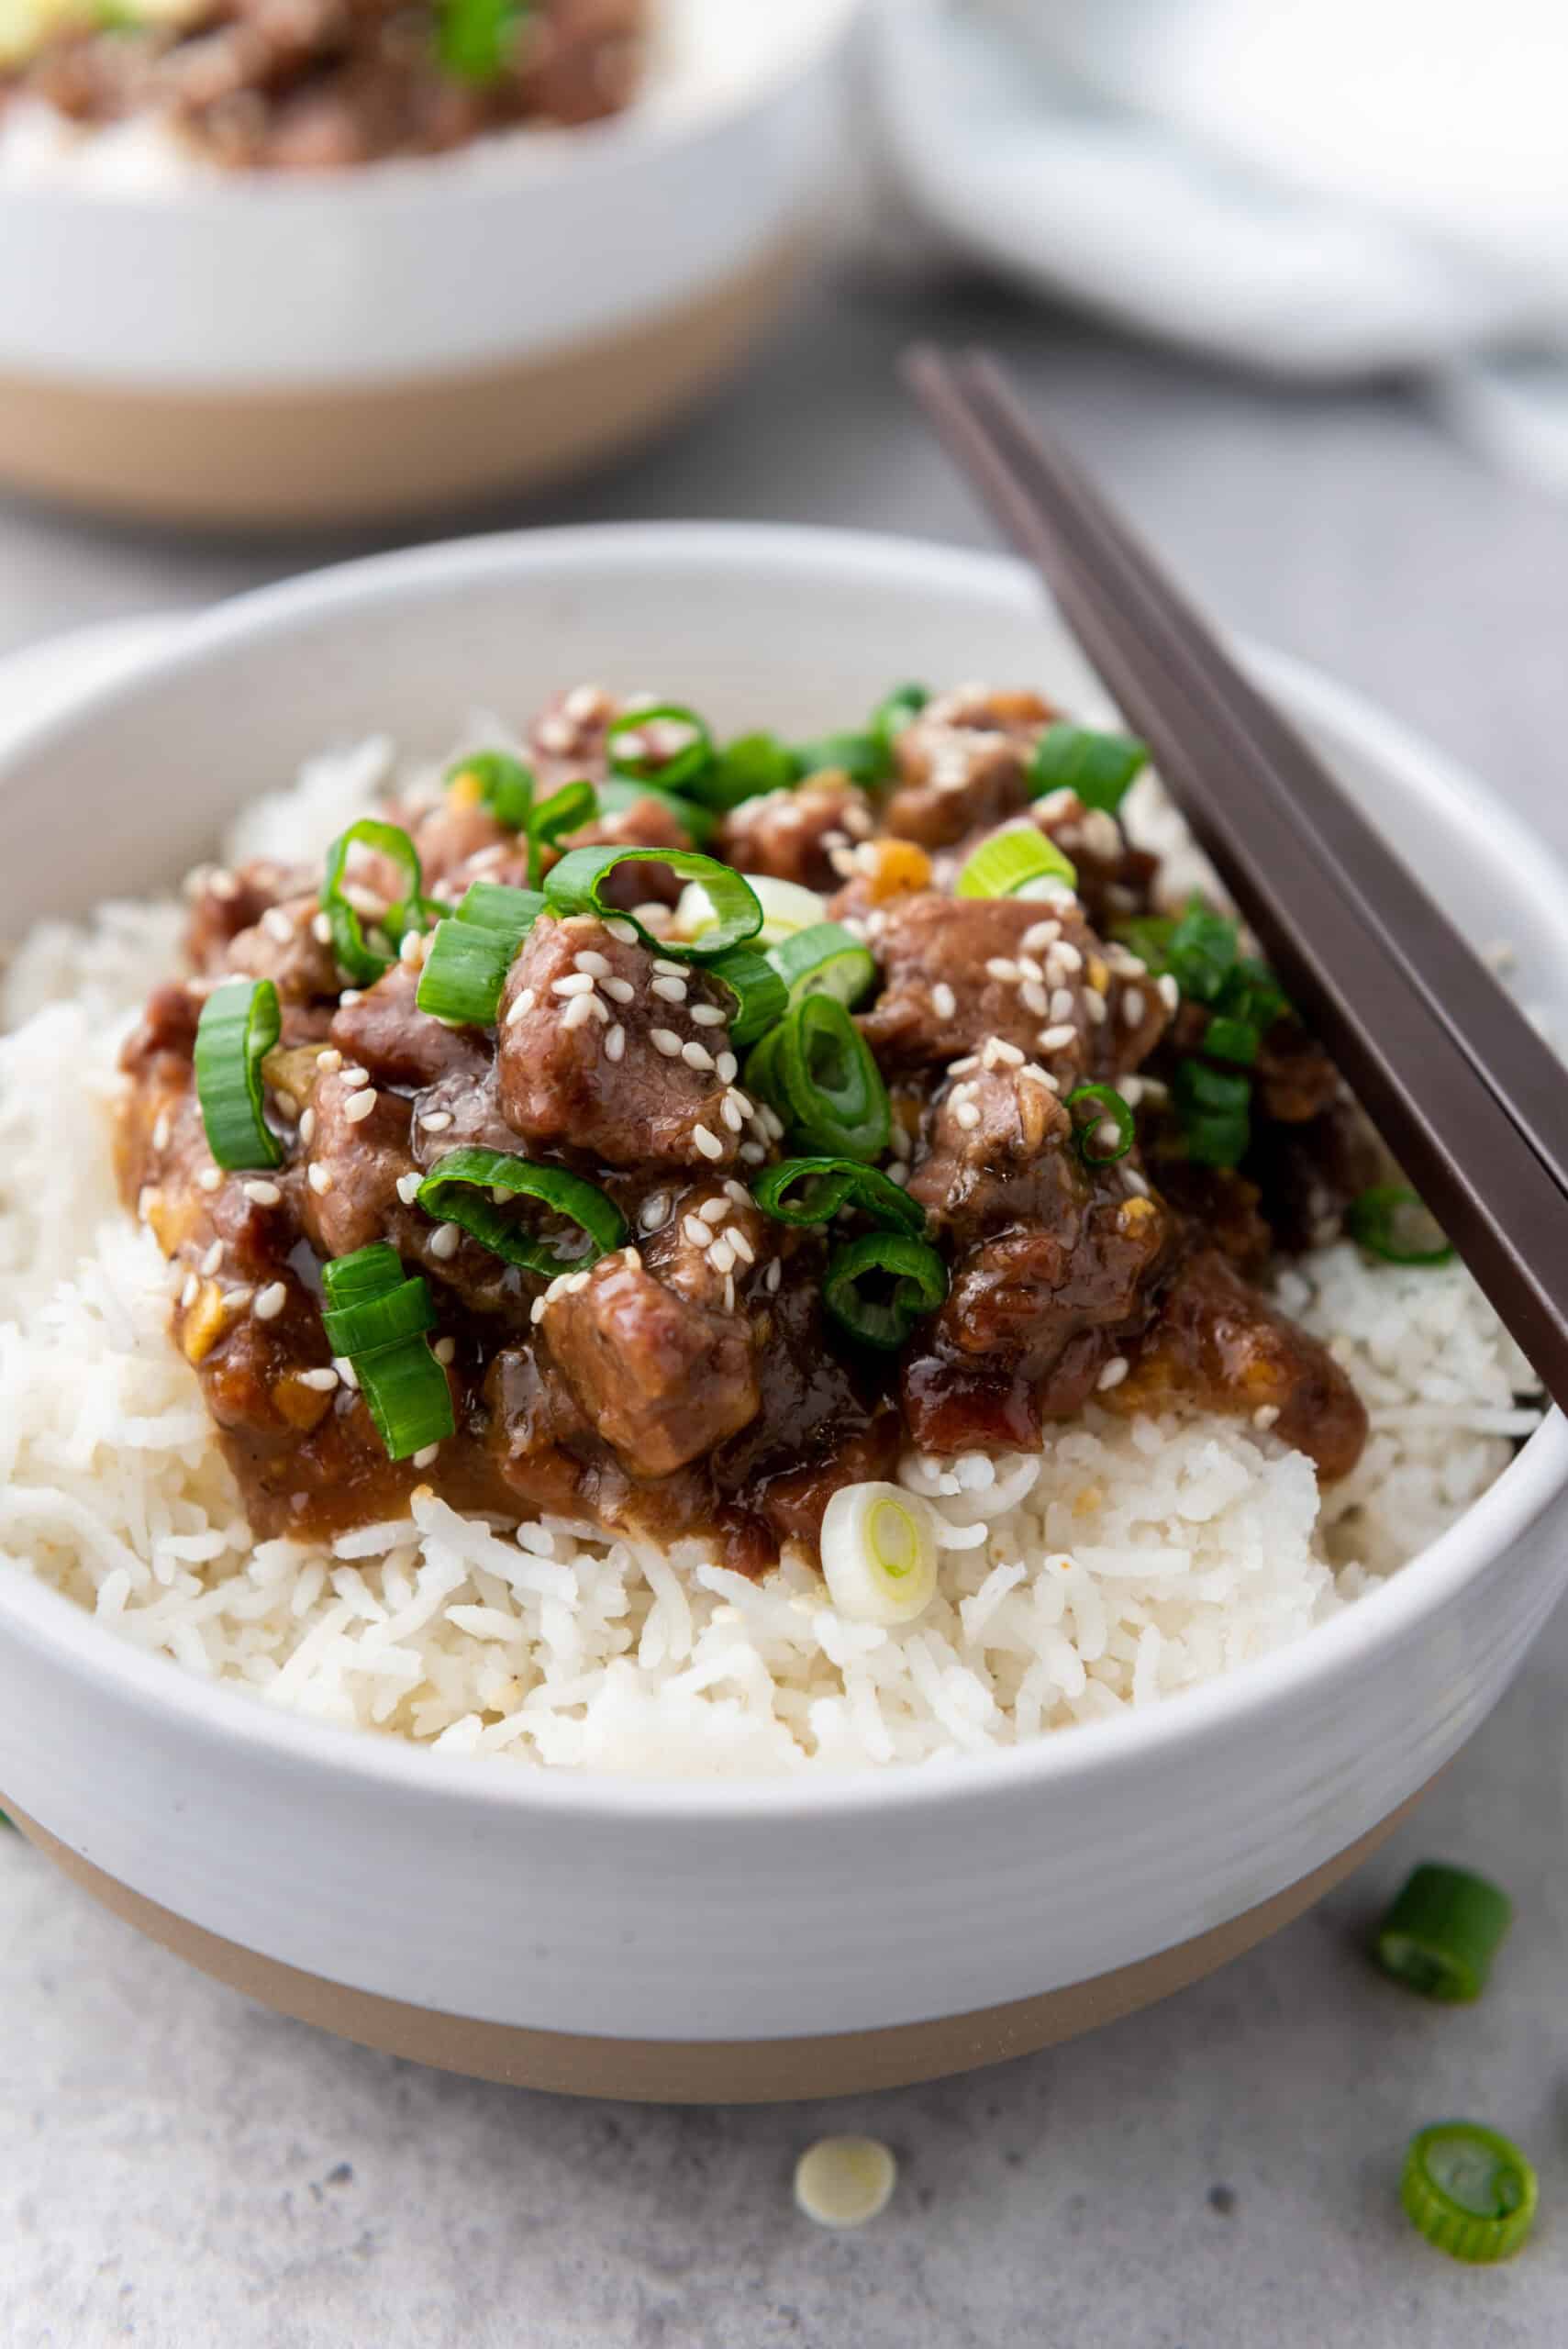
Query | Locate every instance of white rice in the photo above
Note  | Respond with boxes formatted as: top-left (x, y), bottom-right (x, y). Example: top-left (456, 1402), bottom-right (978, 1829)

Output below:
top-left (0, 740), bottom-right (1541, 1776)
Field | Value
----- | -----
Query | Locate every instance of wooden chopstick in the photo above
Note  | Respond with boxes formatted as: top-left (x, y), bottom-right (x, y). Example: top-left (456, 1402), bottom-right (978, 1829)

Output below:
top-left (903, 342), bottom-right (1568, 1413)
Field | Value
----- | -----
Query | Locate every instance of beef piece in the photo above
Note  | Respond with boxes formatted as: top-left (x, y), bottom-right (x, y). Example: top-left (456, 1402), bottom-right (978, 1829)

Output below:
top-left (297, 1063), bottom-right (419, 1261)
top-left (409, 1064), bottom-right (520, 1166)
top-left (541, 1243), bottom-right (762, 1477)
top-left (528, 682), bottom-right (617, 782)
top-left (406, 796), bottom-right (514, 893)
top-left (1104, 1246), bottom-right (1367, 1480)
top-left (717, 774), bottom-right (873, 893)
top-left (328, 963), bottom-right (490, 1090)
top-left (859, 893), bottom-right (1170, 1083)
top-left (557, 787), bottom-right (699, 911)
top-left (1246, 1097), bottom-right (1386, 1254)
top-left (901, 1059), bottom-right (1175, 1452)
top-left (884, 685), bottom-right (1054, 849)
top-left (226, 892), bottom-right (340, 1011)
top-left (495, 914), bottom-right (751, 1171)
top-left (1148, 1158), bottom-right (1274, 1278)
top-left (184, 857), bottom-right (300, 974)
top-left (1254, 1019), bottom-right (1341, 1125)
top-left (640, 1177), bottom-right (775, 1311)
top-left (484, 1342), bottom-right (602, 1520)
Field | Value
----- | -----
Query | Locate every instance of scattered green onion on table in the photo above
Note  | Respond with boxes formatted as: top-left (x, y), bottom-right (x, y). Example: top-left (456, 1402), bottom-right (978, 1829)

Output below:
top-left (1400, 2123), bottom-right (1537, 2264)
top-left (1374, 1864), bottom-right (1512, 2002)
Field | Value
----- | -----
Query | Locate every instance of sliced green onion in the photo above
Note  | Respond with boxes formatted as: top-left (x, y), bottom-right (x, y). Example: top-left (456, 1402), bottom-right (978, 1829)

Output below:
top-left (869, 682), bottom-right (929, 761)
top-left (673, 873), bottom-right (825, 952)
top-left (436, 0), bottom-right (528, 83)
top-left (528, 779), bottom-right (597, 883)
top-left (595, 775), bottom-right (717, 847)
top-left (823, 1231), bottom-right (948, 1349)
top-left (606, 703), bottom-right (714, 796)
top-left (705, 947), bottom-right (787, 1050)
top-left (194, 977), bottom-right (284, 1171)
top-left (544, 845), bottom-right (762, 961)
top-left (753, 1156), bottom-right (926, 1237)
top-left (446, 750), bottom-right (534, 831)
top-left (764, 993), bottom-right (891, 1162)
top-left (792, 730), bottom-right (887, 787)
top-left (955, 827), bottom-right (1078, 901)
top-left (1173, 1059), bottom-right (1251, 1169)
top-left (320, 1272), bottom-right (438, 1360)
top-left (819, 1481), bottom-right (939, 1623)
top-left (1163, 900), bottom-right (1240, 1005)
top-left (1029, 720), bottom-right (1148, 813)
top-left (1204, 1014), bottom-right (1260, 1066)
top-left (416, 920), bottom-right (517, 1027)
top-left (455, 881), bottom-right (546, 939)
top-left (692, 730), bottom-right (798, 811)
top-left (417, 1147), bottom-right (626, 1274)
top-left (1401, 2124), bottom-right (1537, 2263)
top-left (1064, 1082), bottom-right (1135, 1165)
top-left (765, 920), bottom-right (877, 1012)
top-left (322, 818), bottom-right (432, 986)
top-left (319, 1245), bottom-right (453, 1462)
top-left (1374, 1865), bottom-right (1512, 2002)
top-left (1349, 1185), bottom-right (1455, 1266)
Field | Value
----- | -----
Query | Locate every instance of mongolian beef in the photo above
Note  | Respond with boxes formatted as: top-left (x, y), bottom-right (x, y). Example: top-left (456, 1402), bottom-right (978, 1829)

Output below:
top-left (0, 0), bottom-right (643, 171)
top-left (116, 682), bottom-right (1376, 1582)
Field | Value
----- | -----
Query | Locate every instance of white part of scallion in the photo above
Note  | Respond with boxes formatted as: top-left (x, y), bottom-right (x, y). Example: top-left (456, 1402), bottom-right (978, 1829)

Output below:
top-left (794, 2137), bottom-right (897, 2229)
top-left (819, 1482), bottom-right (940, 1626)
top-left (673, 874), bottom-right (826, 948)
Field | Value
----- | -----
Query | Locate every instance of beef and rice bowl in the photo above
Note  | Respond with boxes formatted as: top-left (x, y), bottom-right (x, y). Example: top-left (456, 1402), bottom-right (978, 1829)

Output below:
top-left (0, 679), bottom-right (1539, 1771)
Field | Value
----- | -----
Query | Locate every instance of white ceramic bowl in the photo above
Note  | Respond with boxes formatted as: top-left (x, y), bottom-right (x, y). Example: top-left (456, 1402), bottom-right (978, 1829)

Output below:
top-left (0, 2), bottom-right (858, 526)
top-left (1, 522), bottom-right (1564, 2101)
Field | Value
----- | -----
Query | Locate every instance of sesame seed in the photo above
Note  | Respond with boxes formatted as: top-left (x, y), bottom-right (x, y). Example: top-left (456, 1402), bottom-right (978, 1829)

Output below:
top-left (339, 990), bottom-right (362, 1008)
top-left (311, 911), bottom-right (332, 946)
top-left (765, 1258), bottom-right (782, 1293)
top-left (1252, 1404), bottom-right (1281, 1430)
top-left (179, 1273), bottom-right (199, 1308)
top-left (317, 1049), bottom-right (343, 1074)
top-left (529, 1297), bottom-right (547, 1325)
top-left (428, 1222), bottom-right (461, 1261)
top-left (506, 991), bottom-right (535, 1029)
top-left (605, 1023), bottom-right (627, 1063)
top-left (1045, 987), bottom-right (1074, 1024)
top-left (683, 1215), bottom-right (710, 1245)
top-left (299, 1366), bottom-right (339, 1392)
top-left (728, 1228), bottom-right (755, 1265)
top-left (1020, 980), bottom-right (1050, 1017)
top-left (692, 1125), bottom-right (723, 1161)
top-left (1096, 1356), bottom-right (1129, 1391)
top-left (255, 1282), bottom-right (287, 1321)
top-left (207, 869), bottom-right (239, 900)
top-left (552, 972), bottom-right (596, 997)
top-left (197, 1167), bottom-right (223, 1194)
top-left (399, 930), bottom-right (428, 971)
top-left (1021, 919), bottom-right (1061, 952)
top-left (698, 1197), bottom-right (728, 1225)
top-left (1084, 992), bottom-right (1107, 1026)
top-left (681, 1040), bottom-right (716, 1072)
top-left (563, 684), bottom-right (606, 721)
top-left (602, 975), bottom-right (635, 1005)
top-left (307, 1163), bottom-right (333, 1194)
top-left (243, 1180), bottom-right (282, 1208)
top-left (739, 1141), bottom-right (766, 1165)
top-left (1040, 1023), bottom-right (1077, 1052)
top-left (984, 958), bottom-right (1019, 985)
top-left (651, 1029), bottom-right (682, 1057)
top-left (709, 1239), bottom-right (735, 1276)
top-left (984, 1037), bottom-right (1024, 1068)
top-left (723, 1274), bottom-right (736, 1313)
top-left (137, 1186), bottom-right (161, 1222)
top-left (724, 1179), bottom-right (751, 1207)
top-left (333, 1355), bottom-right (360, 1390)
top-left (1157, 973), bottom-right (1180, 1012)
top-left (565, 1270), bottom-right (592, 1295)
top-left (419, 1109), bottom-right (454, 1132)
top-left (150, 1112), bottom-right (171, 1153)
top-left (886, 1163), bottom-right (909, 1186)
top-left (201, 1239), bottom-right (224, 1275)
top-left (605, 918), bottom-right (638, 945)
top-left (639, 1193), bottom-right (670, 1231)
top-left (343, 1088), bottom-right (378, 1124)
top-left (574, 950), bottom-right (612, 978)
top-left (651, 975), bottom-right (688, 1004)
top-left (412, 1443), bottom-right (440, 1470)
top-left (221, 1286), bottom-right (253, 1310)
top-left (651, 958), bottom-right (685, 978)
top-left (299, 1108), bottom-right (317, 1147)
top-left (395, 1172), bottom-right (423, 1206)
top-left (561, 995), bottom-right (595, 1031)
top-left (932, 981), bottom-right (958, 1019)
top-left (1123, 1168), bottom-right (1151, 1197)
top-left (689, 1003), bottom-right (725, 1027)
top-left (1122, 987), bottom-right (1146, 1028)
top-left (338, 1065), bottom-right (369, 1089)
top-left (720, 1097), bottom-right (743, 1130)
top-left (828, 848), bottom-right (858, 879)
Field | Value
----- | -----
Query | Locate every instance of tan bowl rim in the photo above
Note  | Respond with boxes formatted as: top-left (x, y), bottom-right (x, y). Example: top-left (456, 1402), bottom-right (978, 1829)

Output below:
top-left (0, 0), bottom-right (862, 217)
top-left (0, 518), bottom-right (1563, 1823)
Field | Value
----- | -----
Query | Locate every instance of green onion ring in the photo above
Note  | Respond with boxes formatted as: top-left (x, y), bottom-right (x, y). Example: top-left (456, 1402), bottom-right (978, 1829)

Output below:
top-left (765, 921), bottom-right (876, 1012)
top-left (869, 682), bottom-right (929, 760)
top-left (1374, 1865), bottom-right (1513, 2003)
top-left (1400, 2124), bottom-right (1537, 2264)
top-left (544, 845), bottom-right (762, 961)
top-left (1348, 1184), bottom-right (1455, 1266)
top-left (194, 976), bottom-right (284, 1171)
top-left (322, 818), bottom-right (433, 987)
top-left (417, 1147), bottom-right (627, 1274)
top-left (594, 775), bottom-right (717, 848)
top-left (1203, 1013), bottom-right (1260, 1066)
top-left (823, 1232), bottom-right (949, 1350)
top-left (454, 882), bottom-right (547, 938)
top-left (705, 947), bottom-right (787, 1050)
top-left (1064, 1083), bottom-right (1136, 1166)
top-left (791, 730), bottom-right (886, 787)
top-left (606, 703), bottom-right (715, 796)
top-left (753, 1156), bottom-right (926, 1237)
top-left (956, 827), bottom-right (1078, 900)
top-left (766, 993), bottom-right (891, 1163)
top-left (691, 731), bottom-right (798, 812)
top-left (446, 750), bottom-right (534, 832)
top-left (528, 779), bottom-right (597, 886)
top-left (1029, 721), bottom-right (1148, 814)
top-left (319, 1244), bottom-right (453, 1462)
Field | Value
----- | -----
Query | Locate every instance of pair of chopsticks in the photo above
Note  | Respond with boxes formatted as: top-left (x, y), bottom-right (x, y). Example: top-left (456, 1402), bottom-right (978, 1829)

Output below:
top-left (905, 345), bottom-right (1568, 1415)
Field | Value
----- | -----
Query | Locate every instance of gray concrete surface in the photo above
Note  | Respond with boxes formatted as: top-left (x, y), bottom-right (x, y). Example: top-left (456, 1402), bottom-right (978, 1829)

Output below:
top-left (2, 268), bottom-right (1566, 2346)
